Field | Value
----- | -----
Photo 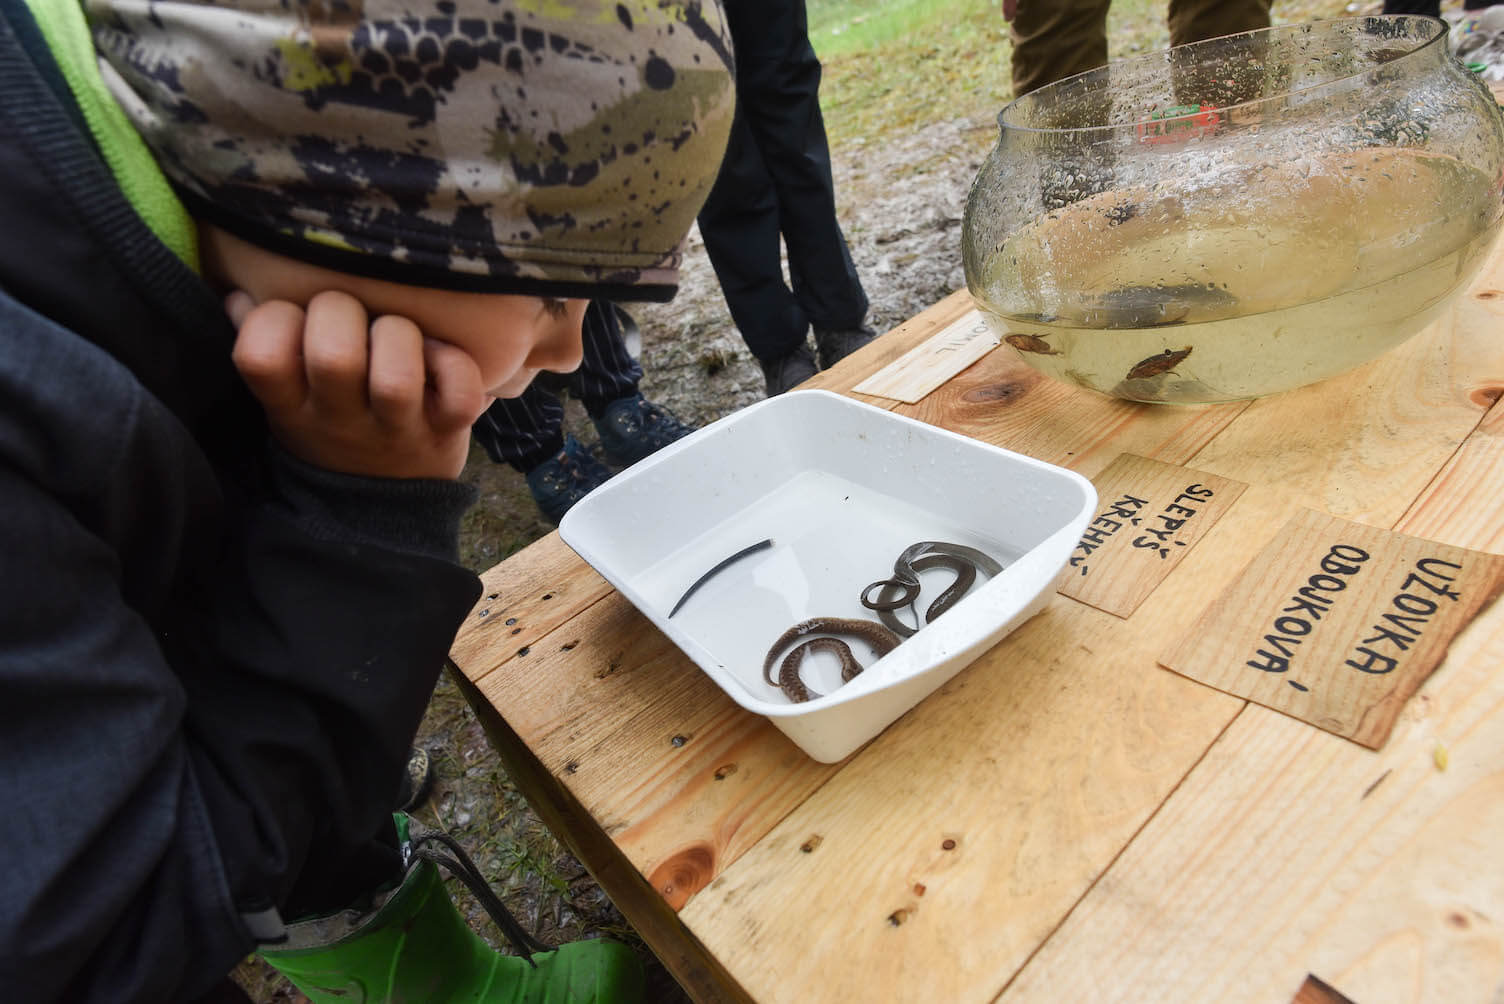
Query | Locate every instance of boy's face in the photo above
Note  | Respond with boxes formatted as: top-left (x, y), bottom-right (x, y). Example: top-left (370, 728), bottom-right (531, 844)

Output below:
top-left (199, 224), bottom-right (586, 398)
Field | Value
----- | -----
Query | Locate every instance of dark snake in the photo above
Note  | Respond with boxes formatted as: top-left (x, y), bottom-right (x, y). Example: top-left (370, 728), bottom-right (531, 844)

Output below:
top-left (859, 541), bottom-right (1004, 638)
top-left (762, 618), bottom-right (902, 704)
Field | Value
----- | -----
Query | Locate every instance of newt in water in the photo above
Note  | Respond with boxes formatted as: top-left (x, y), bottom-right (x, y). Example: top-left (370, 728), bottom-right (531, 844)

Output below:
top-left (1126, 346), bottom-right (1193, 380)
top-left (1004, 333), bottom-right (1060, 355)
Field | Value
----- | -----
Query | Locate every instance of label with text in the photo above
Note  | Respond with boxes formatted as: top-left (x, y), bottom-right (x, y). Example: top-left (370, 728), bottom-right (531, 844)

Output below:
top-left (852, 308), bottom-right (999, 404)
top-left (1058, 454), bottom-right (1247, 618)
top-left (1160, 508), bottom-right (1504, 748)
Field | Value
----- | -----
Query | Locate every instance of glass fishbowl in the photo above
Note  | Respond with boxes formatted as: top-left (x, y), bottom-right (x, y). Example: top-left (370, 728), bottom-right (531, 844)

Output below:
top-left (962, 15), bottom-right (1504, 403)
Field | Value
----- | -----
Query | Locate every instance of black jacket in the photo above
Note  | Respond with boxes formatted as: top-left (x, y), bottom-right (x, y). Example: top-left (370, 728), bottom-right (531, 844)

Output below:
top-left (0, 4), bottom-right (482, 999)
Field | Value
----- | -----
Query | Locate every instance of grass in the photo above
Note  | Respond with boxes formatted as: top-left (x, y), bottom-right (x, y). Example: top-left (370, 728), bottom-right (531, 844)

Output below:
top-left (807, 0), bottom-right (1359, 149)
top-left (808, 0), bottom-right (1015, 146)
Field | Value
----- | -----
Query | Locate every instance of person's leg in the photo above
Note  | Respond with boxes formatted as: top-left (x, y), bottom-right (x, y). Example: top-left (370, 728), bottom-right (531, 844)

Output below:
top-left (1167, 0), bottom-right (1271, 48)
top-left (1382, 0), bottom-right (1442, 14)
top-left (725, 0), bottom-right (870, 368)
top-left (470, 303), bottom-right (624, 523)
top-left (473, 388), bottom-right (566, 474)
top-left (571, 301), bottom-right (643, 419)
top-left (697, 110), bottom-right (812, 367)
top-left (1009, 0), bottom-right (1111, 97)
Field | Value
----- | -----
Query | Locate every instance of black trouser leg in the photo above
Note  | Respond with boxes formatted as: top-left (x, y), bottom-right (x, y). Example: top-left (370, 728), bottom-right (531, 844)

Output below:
top-left (698, 110), bottom-right (808, 361)
top-left (1383, 0), bottom-right (1442, 14)
top-left (571, 303), bottom-right (642, 417)
top-left (698, 0), bottom-right (866, 360)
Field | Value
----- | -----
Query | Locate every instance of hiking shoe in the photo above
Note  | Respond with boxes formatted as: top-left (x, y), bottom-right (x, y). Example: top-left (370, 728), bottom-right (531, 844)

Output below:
top-left (525, 435), bottom-right (613, 524)
top-left (760, 342), bottom-right (819, 396)
top-left (814, 325), bottom-right (878, 370)
top-left (593, 393), bottom-right (696, 467)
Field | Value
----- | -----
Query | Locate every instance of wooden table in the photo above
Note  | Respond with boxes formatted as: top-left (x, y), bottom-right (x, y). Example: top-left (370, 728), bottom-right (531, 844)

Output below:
top-left (448, 241), bottom-right (1504, 1002)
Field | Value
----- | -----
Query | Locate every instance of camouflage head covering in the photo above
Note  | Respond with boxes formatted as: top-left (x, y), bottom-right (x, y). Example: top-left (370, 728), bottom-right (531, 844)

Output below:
top-left (87, 0), bottom-right (736, 301)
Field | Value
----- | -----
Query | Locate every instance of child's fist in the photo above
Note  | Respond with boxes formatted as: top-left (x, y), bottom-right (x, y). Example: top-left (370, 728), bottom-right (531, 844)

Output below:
top-left (230, 289), bottom-right (486, 480)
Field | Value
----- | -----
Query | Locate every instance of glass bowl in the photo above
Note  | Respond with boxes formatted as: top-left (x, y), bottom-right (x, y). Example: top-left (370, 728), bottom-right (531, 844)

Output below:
top-left (962, 15), bottom-right (1504, 404)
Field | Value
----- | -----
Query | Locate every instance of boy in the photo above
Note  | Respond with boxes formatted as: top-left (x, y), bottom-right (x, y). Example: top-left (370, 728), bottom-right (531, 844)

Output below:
top-left (0, 0), bottom-right (734, 1000)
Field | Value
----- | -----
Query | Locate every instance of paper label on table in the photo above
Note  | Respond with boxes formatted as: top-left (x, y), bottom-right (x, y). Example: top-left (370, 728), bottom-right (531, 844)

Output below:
top-left (1058, 454), bottom-right (1247, 617)
top-left (852, 308), bottom-right (998, 403)
top-left (1160, 508), bottom-right (1504, 749)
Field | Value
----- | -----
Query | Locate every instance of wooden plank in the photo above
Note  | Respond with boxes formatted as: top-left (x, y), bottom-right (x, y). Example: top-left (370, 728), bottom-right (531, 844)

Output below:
top-left (672, 286), bottom-right (1504, 1002)
top-left (1000, 597), bottom-right (1504, 1003)
top-left (678, 594), bottom-right (1243, 1003)
top-left (807, 288), bottom-right (976, 399)
top-left (998, 271), bottom-right (1504, 1002)
top-left (895, 337), bottom-right (1254, 479)
top-left (851, 307), bottom-right (999, 403)
top-left (472, 590), bottom-right (840, 910)
top-left (449, 531), bottom-right (613, 686)
top-left (447, 664), bottom-right (756, 1004)
top-left (1162, 508), bottom-right (1504, 748)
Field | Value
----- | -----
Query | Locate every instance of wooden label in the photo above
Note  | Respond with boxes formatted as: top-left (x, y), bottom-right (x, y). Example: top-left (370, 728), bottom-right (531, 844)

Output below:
top-left (1058, 454), bottom-right (1247, 618)
top-left (1161, 508), bottom-right (1504, 749)
top-left (852, 308), bottom-right (998, 403)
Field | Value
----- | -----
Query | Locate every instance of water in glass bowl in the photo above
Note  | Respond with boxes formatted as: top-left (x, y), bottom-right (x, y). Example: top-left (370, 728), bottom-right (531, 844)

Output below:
top-left (974, 147), bottom-right (1502, 403)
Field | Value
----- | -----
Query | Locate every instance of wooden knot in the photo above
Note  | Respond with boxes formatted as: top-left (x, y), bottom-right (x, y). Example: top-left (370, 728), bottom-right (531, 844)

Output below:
top-left (1469, 385), bottom-right (1504, 409)
top-left (648, 844), bottom-right (716, 910)
top-left (962, 368), bottom-right (1046, 402)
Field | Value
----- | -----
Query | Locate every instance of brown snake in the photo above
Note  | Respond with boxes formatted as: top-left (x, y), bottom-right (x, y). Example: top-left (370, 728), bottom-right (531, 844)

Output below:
top-left (860, 541), bottom-right (1004, 638)
top-left (762, 618), bottom-right (902, 703)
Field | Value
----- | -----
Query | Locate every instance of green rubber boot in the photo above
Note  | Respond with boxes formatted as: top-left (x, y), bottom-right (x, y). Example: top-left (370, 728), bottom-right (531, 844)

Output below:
top-left (258, 818), bottom-right (645, 1004)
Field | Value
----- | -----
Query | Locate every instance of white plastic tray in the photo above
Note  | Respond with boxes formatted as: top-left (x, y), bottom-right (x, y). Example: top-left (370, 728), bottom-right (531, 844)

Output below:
top-left (558, 390), bottom-right (1096, 762)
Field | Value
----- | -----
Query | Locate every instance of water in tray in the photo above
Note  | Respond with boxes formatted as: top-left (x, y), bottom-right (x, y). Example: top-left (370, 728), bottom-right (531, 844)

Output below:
top-left (633, 469), bottom-right (1016, 704)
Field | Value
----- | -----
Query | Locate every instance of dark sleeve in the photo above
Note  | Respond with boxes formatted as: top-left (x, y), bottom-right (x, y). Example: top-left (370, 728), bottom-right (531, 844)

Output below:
top-left (0, 422), bottom-right (480, 1002)
top-left (182, 447), bottom-right (483, 919)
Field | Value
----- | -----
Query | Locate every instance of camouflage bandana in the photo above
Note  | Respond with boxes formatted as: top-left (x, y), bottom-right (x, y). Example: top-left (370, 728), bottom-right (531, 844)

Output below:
top-left (87, 0), bottom-right (736, 301)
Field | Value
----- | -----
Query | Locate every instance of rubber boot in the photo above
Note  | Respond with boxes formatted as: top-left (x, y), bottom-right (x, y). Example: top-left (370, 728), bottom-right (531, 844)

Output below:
top-left (259, 819), bottom-right (645, 1003)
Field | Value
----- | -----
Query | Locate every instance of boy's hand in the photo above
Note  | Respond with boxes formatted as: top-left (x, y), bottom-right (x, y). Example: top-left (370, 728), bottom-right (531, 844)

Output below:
top-left (228, 289), bottom-right (487, 481)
